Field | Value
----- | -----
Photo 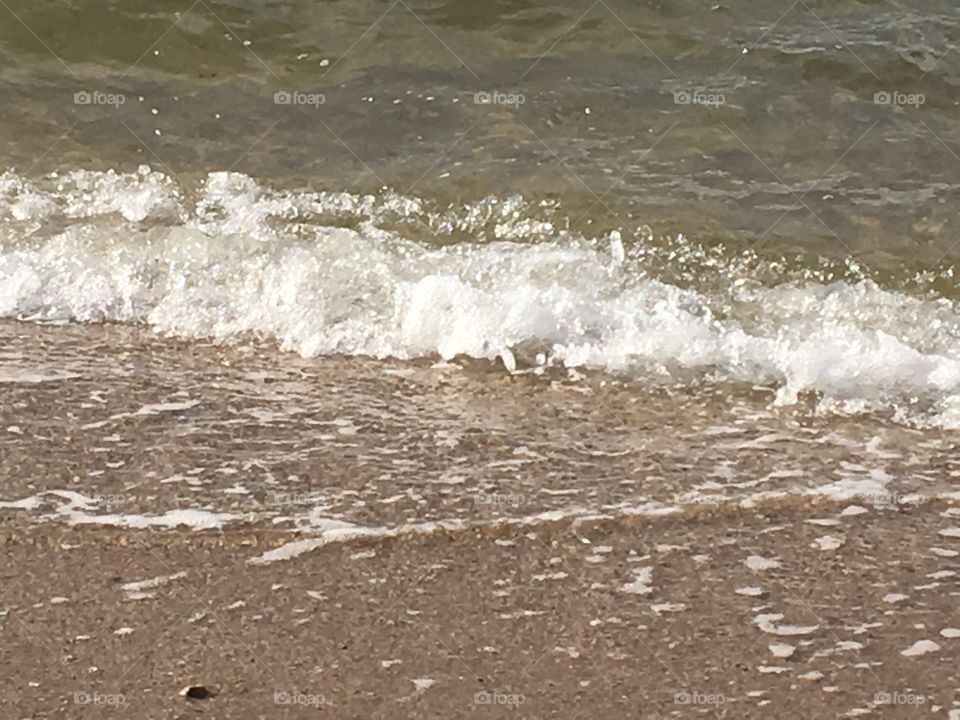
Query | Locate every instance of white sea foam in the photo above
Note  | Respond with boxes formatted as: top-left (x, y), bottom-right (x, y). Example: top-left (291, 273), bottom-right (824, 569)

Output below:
top-left (900, 639), bottom-right (940, 656)
top-left (0, 490), bottom-right (237, 529)
top-left (754, 613), bottom-right (819, 636)
top-left (620, 567), bottom-right (654, 595)
top-left (3, 168), bottom-right (960, 426)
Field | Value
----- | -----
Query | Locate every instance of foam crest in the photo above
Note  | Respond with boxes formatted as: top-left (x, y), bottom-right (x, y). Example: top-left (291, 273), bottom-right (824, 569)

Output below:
top-left (2, 168), bottom-right (960, 427)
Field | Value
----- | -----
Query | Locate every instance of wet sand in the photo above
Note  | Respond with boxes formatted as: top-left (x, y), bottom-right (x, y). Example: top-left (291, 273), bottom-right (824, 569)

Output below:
top-left (2, 319), bottom-right (957, 533)
top-left (2, 322), bottom-right (960, 718)
top-left (3, 499), bottom-right (960, 719)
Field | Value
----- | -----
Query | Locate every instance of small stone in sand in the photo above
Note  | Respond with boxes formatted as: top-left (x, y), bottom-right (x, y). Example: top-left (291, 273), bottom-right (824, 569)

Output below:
top-left (181, 686), bottom-right (215, 700)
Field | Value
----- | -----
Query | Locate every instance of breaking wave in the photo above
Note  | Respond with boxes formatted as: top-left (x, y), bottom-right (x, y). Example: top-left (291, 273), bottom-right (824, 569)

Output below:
top-left (2, 166), bottom-right (960, 427)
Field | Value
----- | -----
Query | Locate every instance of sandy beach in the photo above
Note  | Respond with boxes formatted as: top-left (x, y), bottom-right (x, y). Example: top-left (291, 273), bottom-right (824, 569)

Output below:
top-left (3, 1), bottom-right (960, 716)
top-left (3, 497), bottom-right (959, 718)
top-left (2, 321), bottom-right (960, 717)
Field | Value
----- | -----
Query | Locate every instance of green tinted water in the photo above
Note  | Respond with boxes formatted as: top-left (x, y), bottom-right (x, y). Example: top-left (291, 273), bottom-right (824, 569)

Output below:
top-left (2, 0), bottom-right (960, 278)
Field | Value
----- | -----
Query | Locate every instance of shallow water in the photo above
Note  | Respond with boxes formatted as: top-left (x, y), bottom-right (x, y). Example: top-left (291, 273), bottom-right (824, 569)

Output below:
top-left (1, 320), bottom-right (958, 531)
top-left (2, 0), bottom-right (960, 262)
top-left (1, 1), bottom-right (959, 527)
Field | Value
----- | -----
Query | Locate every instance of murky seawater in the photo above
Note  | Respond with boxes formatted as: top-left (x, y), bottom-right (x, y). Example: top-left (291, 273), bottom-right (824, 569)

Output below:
top-left (3, 0), bottom-right (960, 262)
top-left (1, 0), bottom-right (959, 529)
